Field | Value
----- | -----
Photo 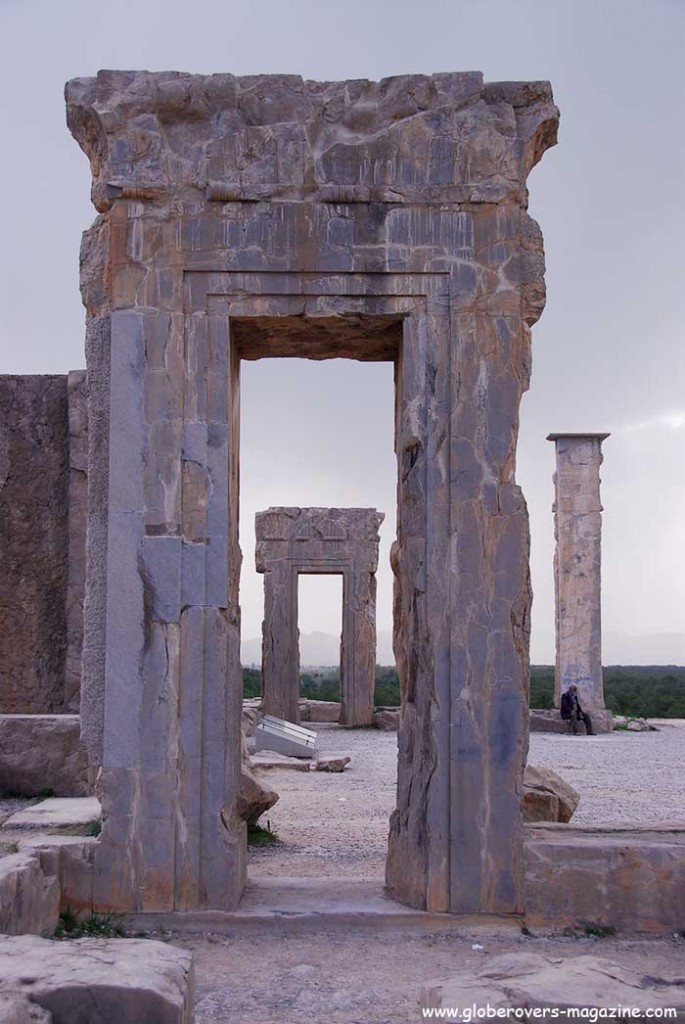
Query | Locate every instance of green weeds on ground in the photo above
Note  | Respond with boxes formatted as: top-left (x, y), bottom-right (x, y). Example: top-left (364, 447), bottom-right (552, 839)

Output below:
top-left (54, 906), bottom-right (126, 939)
top-left (247, 819), bottom-right (280, 846)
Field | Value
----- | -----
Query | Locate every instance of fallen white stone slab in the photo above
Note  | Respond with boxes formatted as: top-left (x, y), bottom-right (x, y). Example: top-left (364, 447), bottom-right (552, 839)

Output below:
top-left (255, 716), bottom-right (317, 758)
top-left (315, 754), bottom-right (351, 772)
top-left (422, 952), bottom-right (685, 1014)
top-left (3, 797), bottom-right (100, 830)
top-left (0, 935), bottom-right (194, 1023)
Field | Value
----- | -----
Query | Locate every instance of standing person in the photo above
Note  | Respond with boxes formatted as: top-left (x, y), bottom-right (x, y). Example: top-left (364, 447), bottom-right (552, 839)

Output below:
top-left (560, 684), bottom-right (595, 735)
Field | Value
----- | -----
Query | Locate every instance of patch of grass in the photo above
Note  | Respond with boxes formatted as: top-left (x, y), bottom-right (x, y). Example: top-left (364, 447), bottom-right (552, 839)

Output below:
top-left (0, 842), bottom-right (19, 855)
top-left (247, 819), bottom-right (280, 846)
top-left (36, 788), bottom-right (55, 799)
top-left (0, 790), bottom-right (24, 800)
top-left (584, 923), bottom-right (616, 938)
top-left (54, 906), bottom-right (126, 940)
top-left (83, 818), bottom-right (102, 837)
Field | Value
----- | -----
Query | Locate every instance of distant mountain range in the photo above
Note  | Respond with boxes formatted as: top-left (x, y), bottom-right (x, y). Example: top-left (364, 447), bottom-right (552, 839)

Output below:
top-left (242, 630), bottom-right (685, 668)
top-left (241, 630), bottom-right (395, 667)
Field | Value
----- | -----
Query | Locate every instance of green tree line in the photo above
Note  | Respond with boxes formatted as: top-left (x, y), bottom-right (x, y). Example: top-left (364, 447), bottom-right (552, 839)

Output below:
top-left (243, 664), bottom-right (685, 718)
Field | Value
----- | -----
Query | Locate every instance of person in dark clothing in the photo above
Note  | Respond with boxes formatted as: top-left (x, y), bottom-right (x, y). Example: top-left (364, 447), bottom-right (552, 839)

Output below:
top-left (560, 684), bottom-right (595, 735)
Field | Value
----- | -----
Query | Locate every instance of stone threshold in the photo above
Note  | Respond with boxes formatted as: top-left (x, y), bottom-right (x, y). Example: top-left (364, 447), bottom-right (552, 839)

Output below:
top-left (124, 877), bottom-right (524, 935)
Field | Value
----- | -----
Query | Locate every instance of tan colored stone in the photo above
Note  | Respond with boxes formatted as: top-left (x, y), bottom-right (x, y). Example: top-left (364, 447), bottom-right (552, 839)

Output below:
top-left (0, 715), bottom-right (89, 797)
top-left (525, 823), bottom-right (685, 933)
top-left (238, 732), bottom-right (279, 826)
top-left (373, 709), bottom-right (400, 731)
top-left (0, 935), bottom-right (194, 1023)
top-left (0, 854), bottom-right (60, 937)
top-left (523, 766), bottom-right (580, 823)
top-left (315, 754), bottom-right (351, 772)
top-left (422, 952), bottom-right (685, 1014)
top-left (0, 993), bottom-right (52, 1024)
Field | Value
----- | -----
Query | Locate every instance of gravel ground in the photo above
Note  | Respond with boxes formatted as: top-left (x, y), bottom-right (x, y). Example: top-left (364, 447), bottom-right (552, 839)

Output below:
top-left (249, 720), bottom-right (685, 880)
top-left (181, 929), bottom-right (685, 1024)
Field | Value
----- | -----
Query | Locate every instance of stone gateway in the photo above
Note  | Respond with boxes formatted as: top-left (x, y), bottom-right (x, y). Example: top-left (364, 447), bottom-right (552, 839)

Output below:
top-left (256, 506), bottom-right (384, 726)
top-left (66, 70), bottom-right (559, 915)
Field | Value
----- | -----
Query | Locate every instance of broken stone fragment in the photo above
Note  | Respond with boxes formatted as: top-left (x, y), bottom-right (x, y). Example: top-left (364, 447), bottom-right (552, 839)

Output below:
top-left (523, 766), bottom-right (580, 823)
top-left (315, 754), bottom-right (351, 773)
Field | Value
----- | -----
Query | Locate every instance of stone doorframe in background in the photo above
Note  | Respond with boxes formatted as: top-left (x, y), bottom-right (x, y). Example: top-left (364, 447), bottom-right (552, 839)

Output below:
top-left (255, 506), bottom-right (384, 726)
top-left (67, 70), bottom-right (558, 917)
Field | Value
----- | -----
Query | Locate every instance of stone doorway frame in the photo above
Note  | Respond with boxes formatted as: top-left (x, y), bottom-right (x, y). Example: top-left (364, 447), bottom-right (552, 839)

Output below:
top-left (255, 506), bottom-right (385, 727)
top-left (68, 71), bottom-right (559, 920)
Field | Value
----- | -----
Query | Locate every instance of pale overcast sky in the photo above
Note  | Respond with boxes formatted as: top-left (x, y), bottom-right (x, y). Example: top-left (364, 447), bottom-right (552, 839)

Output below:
top-left (1, 0), bottom-right (683, 664)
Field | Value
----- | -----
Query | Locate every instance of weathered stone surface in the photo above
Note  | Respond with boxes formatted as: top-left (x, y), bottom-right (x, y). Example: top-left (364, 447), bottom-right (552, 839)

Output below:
top-left (422, 952), bottom-right (685, 1014)
top-left (523, 766), bottom-right (579, 823)
top-left (0, 854), bottom-right (60, 936)
top-left (525, 823), bottom-right (685, 933)
top-left (625, 717), bottom-right (657, 732)
top-left (528, 709), bottom-right (568, 733)
top-left (315, 754), bottom-right (351, 772)
top-left (256, 507), bottom-right (383, 726)
top-left (299, 699), bottom-right (341, 723)
top-left (65, 370), bottom-right (88, 712)
top-left (548, 434), bottom-right (609, 712)
top-left (0, 377), bottom-right (69, 713)
top-left (241, 702), bottom-right (263, 736)
top-left (530, 707), bottom-right (613, 734)
top-left (249, 752), bottom-right (313, 772)
top-left (238, 766), bottom-right (279, 826)
top-left (18, 835), bottom-right (96, 914)
top-left (5, 797), bottom-right (100, 830)
top-left (0, 993), bottom-right (52, 1024)
top-left (67, 71), bottom-right (558, 915)
top-left (373, 709), bottom-right (400, 731)
top-left (0, 935), bottom-right (195, 1023)
top-left (0, 376), bottom-right (88, 716)
top-left (238, 732), bottom-right (279, 826)
top-left (0, 716), bottom-right (89, 797)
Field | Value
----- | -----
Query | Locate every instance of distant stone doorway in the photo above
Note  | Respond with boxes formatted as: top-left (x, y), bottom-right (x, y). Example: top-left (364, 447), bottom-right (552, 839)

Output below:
top-left (256, 506), bottom-right (384, 726)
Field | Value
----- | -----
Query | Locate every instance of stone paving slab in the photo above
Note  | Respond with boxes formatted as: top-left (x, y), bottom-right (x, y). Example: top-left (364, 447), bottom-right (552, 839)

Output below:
top-left (1, 797), bottom-right (100, 830)
top-left (124, 877), bottom-right (523, 936)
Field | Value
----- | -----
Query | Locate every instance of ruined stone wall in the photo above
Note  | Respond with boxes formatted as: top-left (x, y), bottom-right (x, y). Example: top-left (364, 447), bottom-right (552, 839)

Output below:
top-left (0, 374), bottom-right (87, 714)
top-left (0, 377), bottom-right (69, 712)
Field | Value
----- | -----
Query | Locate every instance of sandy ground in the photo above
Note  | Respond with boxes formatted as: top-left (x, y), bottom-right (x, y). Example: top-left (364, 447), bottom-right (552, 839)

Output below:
top-left (248, 719), bottom-right (685, 881)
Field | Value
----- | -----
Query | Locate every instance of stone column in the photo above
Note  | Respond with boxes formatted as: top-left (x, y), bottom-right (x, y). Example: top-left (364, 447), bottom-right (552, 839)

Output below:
top-left (340, 566), bottom-right (376, 727)
top-left (260, 563), bottom-right (300, 724)
top-left (548, 433), bottom-right (611, 727)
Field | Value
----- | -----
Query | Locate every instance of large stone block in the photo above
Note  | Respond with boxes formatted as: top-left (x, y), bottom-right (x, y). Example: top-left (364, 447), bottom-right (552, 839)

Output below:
top-left (525, 823), bottom-right (685, 933)
top-left (0, 716), bottom-right (89, 797)
top-left (0, 854), bottom-right (60, 937)
top-left (0, 935), bottom-right (194, 1023)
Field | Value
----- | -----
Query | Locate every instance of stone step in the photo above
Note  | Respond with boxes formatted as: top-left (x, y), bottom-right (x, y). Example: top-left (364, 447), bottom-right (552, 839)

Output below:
top-left (1, 797), bottom-right (100, 831)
